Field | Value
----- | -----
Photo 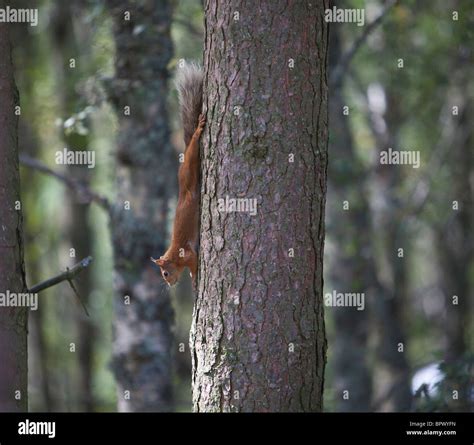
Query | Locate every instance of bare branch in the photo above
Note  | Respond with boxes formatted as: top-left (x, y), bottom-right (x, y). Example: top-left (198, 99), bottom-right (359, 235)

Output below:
top-left (330, 0), bottom-right (399, 88)
top-left (29, 256), bottom-right (93, 294)
top-left (67, 275), bottom-right (90, 317)
top-left (19, 154), bottom-right (111, 212)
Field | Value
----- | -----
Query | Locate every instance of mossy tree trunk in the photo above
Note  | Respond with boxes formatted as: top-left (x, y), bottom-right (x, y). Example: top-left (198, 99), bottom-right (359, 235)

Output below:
top-left (0, 20), bottom-right (28, 412)
top-left (107, 0), bottom-right (177, 412)
top-left (191, 0), bottom-right (329, 412)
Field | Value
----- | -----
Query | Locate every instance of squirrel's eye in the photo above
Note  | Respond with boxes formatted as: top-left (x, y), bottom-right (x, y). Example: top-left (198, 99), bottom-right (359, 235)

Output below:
top-left (163, 271), bottom-right (169, 277)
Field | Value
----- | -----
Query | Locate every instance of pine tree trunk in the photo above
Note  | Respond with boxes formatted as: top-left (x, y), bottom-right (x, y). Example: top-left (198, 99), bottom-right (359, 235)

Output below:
top-left (0, 21), bottom-right (28, 412)
top-left (191, 0), bottom-right (329, 412)
top-left (107, 0), bottom-right (177, 411)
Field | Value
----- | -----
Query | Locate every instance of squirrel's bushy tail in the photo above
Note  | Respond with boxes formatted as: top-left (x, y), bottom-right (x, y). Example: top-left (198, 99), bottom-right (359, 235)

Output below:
top-left (175, 61), bottom-right (203, 147)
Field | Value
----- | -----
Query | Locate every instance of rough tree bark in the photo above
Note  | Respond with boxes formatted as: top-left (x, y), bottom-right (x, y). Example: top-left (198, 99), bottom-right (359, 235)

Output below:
top-left (107, 0), bottom-right (177, 411)
top-left (191, 0), bottom-right (329, 412)
top-left (0, 21), bottom-right (28, 412)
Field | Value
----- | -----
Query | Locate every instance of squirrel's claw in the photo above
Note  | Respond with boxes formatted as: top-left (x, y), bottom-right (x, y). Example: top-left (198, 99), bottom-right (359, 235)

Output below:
top-left (198, 114), bottom-right (206, 130)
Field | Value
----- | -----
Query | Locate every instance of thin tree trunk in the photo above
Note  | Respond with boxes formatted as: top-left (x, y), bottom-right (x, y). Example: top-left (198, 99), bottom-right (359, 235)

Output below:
top-left (369, 90), bottom-right (412, 412)
top-left (191, 0), bottom-right (329, 412)
top-left (107, 0), bottom-right (177, 412)
top-left (327, 24), bottom-right (373, 412)
top-left (0, 20), bottom-right (28, 412)
top-left (436, 100), bottom-right (472, 411)
top-left (11, 11), bottom-right (54, 412)
top-left (50, 0), bottom-right (96, 412)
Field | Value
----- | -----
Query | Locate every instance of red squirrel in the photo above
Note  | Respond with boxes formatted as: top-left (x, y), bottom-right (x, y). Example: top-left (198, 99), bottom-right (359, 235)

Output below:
top-left (151, 62), bottom-right (204, 289)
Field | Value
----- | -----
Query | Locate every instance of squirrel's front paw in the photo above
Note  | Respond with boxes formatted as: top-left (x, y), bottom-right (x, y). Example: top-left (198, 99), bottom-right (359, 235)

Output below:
top-left (197, 114), bottom-right (206, 132)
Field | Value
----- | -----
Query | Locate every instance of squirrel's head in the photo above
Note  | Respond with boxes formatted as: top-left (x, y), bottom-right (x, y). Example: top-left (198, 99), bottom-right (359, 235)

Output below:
top-left (151, 256), bottom-right (182, 287)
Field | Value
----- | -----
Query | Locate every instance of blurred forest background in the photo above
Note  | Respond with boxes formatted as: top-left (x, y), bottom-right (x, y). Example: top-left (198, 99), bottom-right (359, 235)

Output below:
top-left (8, 0), bottom-right (472, 412)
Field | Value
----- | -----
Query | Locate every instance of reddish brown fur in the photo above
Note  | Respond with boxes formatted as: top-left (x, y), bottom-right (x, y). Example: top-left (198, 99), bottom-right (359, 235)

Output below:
top-left (152, 114), bottom-right (205, 289)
